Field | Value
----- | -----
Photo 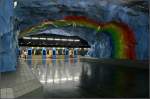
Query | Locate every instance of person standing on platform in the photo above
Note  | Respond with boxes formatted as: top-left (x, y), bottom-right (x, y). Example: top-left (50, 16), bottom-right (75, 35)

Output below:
top-left (24, 50), bottom-right (27, 59)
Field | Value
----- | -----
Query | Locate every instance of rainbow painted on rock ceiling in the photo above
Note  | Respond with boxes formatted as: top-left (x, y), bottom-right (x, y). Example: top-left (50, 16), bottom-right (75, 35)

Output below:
top-left (21, 16), bottom-right (136, 59)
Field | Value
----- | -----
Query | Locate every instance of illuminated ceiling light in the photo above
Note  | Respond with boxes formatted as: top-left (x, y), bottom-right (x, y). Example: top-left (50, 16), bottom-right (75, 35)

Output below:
top-left (68, 39), bottom-right (74, 41)
top-left (23, 37), bottom-right (31, 39)
top-left (14, 1), bottom-right (17, 8)
top-left (54, 38), bottom-right (60, 41)
top-left (47, 38), bottom-right (53, 40)
top-left (40, 38), bottom-right (46, 40)
top-left (32, 37), bottom-right (39, 40)
top-left (74, 39), bottom-right (80, 42)
top-left (61, 39), bottom-right (67, 41)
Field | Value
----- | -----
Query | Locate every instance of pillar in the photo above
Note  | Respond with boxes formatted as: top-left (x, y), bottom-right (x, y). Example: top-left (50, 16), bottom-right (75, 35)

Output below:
top-left (0, 0), bottom-right (17, 72)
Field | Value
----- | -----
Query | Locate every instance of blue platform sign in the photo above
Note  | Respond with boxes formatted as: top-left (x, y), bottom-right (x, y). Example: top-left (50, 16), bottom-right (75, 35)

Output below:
top-left (52, 48), bottom-right (56, 59)
top-left (65, 48), bottom-right (69, 59)
top-left (42, 48), bottom-right (47, 65)
top-left (74, 48), bottom-right (78, 58)
top-left (42, 48), bottom-right (47, 59)
top-left (27, 48), bottom-right (32, 68)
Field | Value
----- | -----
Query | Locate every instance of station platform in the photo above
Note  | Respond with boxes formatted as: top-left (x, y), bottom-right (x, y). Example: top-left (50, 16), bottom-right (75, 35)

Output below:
top-left (0, 59), bottom-right (42, 98)
top-left (80, 56), bottom-right (149, 69)
top-left (0, 56), bottom-right (149, 98)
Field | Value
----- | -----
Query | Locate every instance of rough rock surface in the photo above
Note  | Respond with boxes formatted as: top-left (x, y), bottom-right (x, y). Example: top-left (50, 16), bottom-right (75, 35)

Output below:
top-left (15, 0), bottom-right (149, 60)
top-left (0, 0), bottom-right (17, 72)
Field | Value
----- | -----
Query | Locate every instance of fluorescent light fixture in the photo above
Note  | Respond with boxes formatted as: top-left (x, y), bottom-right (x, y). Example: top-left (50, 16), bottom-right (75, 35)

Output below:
top-left (23, 37), bottom-right (31, 39)
top-left (47, 38), bottom-right (53, 40)
top-left (54, 38), bottom-right (60, 41)
top-left (68, 39), bottom-right (74, 41)
top-left (61, 39), bottom-right (67, 41)
top-left (74, 39), bottom-right (80, 42)
top-left (32, 37), bottom-right (39, 40)
top-left (40, 38), bottom-right (46, 40)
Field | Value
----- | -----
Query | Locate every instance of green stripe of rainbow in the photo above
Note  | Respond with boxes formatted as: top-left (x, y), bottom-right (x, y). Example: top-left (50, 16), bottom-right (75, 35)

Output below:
top-left (20, 16), bottom-right (136, 59)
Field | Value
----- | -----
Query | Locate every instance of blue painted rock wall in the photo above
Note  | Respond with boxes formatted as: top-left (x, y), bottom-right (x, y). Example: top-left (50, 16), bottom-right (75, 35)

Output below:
top-left (16, 0), bottom-right (149, 60)
top-left (89, 5), bottom-right (149, 60)
top-left (0, 0), bottom-right (17, 72)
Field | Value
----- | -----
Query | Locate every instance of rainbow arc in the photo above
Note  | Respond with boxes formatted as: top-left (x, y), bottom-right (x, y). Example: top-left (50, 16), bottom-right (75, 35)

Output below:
top-left (21, 16), bottom-right (136, 59)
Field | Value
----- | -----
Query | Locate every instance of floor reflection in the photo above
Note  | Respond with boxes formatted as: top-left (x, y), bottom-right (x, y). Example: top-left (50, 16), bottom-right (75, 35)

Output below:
top-left (80, 62), bottom-right (149, 98)
top-left (25, 57), bottom-right (149, 98)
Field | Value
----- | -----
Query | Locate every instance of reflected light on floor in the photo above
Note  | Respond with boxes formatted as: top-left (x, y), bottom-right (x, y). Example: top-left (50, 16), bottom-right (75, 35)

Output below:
top-left (40, 76), bottom-right (80, 84)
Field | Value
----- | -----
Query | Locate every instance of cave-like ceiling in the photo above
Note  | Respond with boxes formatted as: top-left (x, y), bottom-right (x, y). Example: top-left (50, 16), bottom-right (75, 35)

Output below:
top-left (13, 0), bottom-right (149, 60)
top-left (14, 0), bottom-right (149, 33)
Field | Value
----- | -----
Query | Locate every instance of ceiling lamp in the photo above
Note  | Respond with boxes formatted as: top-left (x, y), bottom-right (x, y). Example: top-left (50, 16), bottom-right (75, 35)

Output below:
top-left (14, 1), bottom-right (17, 8)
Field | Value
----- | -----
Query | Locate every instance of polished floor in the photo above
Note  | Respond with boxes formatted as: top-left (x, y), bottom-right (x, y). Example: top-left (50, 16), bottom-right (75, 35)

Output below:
top-left (21, 56), bottom-right (149, 98)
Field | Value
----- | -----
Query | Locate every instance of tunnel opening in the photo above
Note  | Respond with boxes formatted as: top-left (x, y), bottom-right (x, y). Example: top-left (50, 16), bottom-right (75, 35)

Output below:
top-left (18, 33), bottom-right (90, 59)
top-left (20, 16), bottom-right (136, 59)
top-left (19, 33), bottom-right (90, 48)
